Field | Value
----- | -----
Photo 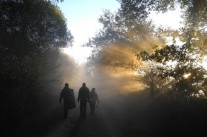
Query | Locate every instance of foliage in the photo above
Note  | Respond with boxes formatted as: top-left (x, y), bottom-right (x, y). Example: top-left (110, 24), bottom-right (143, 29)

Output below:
top-left (114, 0), bottom-right (207, 99)
top-left (86, 0), bottom-right (207, 100)
top-left (0, 0), bottom-right (73, 84)
top-left (86, 2), bottom-right (163, 72)
top-left (88, 8), bottom-right (157, 49)
top-left (145, 0), bottom-right (207, 52)
top-left (0, 0), bottom-right (73, 129)
top-left (138, 44), bottom-right (207, 99)
top-left (115, 0), bottom-right (207, 54)
top-left (136, 61), bottom-right (173, 97)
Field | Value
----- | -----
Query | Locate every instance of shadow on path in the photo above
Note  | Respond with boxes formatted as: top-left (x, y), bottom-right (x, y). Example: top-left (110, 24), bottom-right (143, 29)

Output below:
top-left (68, 105), bottom-right (121, 137)
top-left (40, 102), bottom-right (122, 137)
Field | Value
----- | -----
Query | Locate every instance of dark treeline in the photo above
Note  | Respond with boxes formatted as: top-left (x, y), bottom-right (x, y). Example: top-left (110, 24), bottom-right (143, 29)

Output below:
top-left (0, 0), bottom-right (74, 133)
top-left (101, 91), bottom-right (207, 137)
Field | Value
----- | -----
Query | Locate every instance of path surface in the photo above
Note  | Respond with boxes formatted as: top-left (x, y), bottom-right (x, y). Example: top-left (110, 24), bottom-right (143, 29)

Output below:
top-left (42, 103), bottom-right (122, 137)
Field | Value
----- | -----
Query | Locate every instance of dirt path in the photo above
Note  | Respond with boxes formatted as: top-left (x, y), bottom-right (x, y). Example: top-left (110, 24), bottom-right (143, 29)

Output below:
top-left (42, 103), bottom-right (122, 137)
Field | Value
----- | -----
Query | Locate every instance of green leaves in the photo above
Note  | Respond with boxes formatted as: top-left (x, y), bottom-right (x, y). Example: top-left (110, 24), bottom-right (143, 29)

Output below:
top-left (0, 0), bottom-right (73, 126)
top-left (0, 0), bottom-right (72, 75)
top-left (138, 44), bottom-right (207, 99)
top-left (0, 0), bottom-right (72, 52)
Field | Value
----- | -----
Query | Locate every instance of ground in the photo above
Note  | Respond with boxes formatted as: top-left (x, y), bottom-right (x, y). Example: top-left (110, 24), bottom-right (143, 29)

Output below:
top-left (42, 103), bottom-right (122, 137)
top-left (10, 92), bottom-right (207, 137)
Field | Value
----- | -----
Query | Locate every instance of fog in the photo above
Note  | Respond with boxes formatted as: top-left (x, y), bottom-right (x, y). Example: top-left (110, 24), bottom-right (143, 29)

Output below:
top-left (59, 48), bottom-right (146, 101)
top-left (57, 35), bottom-right (165, 101)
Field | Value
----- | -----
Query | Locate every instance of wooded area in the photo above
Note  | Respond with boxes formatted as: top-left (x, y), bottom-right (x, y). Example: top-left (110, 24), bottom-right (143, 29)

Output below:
top-left (0, 0), bottom-right (207, 136)
top-left (0, 0), bottom-right (75, 132)
top-left (86, 0), bottom-right (207, 99)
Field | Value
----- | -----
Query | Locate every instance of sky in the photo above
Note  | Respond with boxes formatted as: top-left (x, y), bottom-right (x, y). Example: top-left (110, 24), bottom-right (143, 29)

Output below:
top-left (58, 0), bottom-right (183, 64)
top-left (57, 0), bottom-right (120, 63)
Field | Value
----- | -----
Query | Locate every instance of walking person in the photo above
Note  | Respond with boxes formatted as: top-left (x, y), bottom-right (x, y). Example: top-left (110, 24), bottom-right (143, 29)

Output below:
top-left (89, 88), bottom-right (99, 115)
top-left (59, 83), bottom-right (76, 119)
top-left (78, 83), bottom-right (90, 118)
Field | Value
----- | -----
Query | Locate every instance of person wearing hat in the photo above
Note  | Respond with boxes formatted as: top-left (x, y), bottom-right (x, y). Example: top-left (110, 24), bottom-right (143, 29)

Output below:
top-left (59, 83), bottom-right (76, 119)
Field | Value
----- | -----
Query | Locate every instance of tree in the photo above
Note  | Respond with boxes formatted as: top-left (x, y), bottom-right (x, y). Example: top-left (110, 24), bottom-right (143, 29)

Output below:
top-left (0, 0), bottom-right (73, 129)
top-left (136, 61), bottom-right (173, 97)
top-left (0, 0), bottom-right (72, 80)
top-left (117, 0), bottom-right (207, 99)
top-left (86, 4), bottom-right (163, 72)
top-left (138, 44), bottom-right (207, 99)
top-left (122, 0), bottom-right (207, 52)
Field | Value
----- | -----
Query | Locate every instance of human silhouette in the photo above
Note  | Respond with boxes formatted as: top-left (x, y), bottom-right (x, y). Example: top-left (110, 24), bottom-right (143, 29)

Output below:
top-left (78, 83), bottom-right (90, 118)
top-left (59, 83), bottom-right (76, 119)
top-left (89, 88), bottom-right (99, 115)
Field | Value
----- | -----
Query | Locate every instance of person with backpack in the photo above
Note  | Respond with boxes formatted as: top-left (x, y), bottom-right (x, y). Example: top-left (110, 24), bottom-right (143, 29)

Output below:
top-left (59, 83), bottom-right (76, 119)
top-left (89, 88), bottom-right (99, 115)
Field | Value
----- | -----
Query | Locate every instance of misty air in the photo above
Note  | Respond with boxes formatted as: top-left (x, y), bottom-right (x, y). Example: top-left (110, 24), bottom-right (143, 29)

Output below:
top-left (1, 0), bottom-right (207, 137)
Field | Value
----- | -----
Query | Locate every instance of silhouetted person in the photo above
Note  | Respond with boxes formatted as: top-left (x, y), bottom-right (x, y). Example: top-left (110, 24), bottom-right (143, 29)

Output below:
top-left (89, 88), bottom-right (99, 115)
top-left (59, 83), bottom-right (76, 119)
top-left (78, 83), bottom-right (90, 117)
